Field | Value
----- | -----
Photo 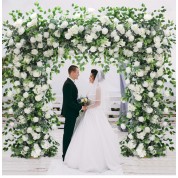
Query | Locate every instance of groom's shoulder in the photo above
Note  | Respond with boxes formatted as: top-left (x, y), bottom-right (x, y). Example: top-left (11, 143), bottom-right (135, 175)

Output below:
top-left (63, 78), bottom-right (72, 86)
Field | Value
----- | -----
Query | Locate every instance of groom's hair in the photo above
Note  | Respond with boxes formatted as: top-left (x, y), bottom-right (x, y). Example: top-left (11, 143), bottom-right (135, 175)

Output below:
top-left (91, 69), bottom-right (98, 79)
top-left (68, 65), bottom-right (78, 74)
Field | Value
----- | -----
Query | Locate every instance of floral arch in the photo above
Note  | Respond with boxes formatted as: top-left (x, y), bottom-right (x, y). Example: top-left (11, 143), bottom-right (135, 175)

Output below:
top-left (2, 2), bottom-right (176, 158)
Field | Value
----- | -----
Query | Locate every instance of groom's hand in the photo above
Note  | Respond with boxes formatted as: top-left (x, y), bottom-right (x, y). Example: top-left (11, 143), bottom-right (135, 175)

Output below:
top-left (82, 106), bottom-right (87, 111)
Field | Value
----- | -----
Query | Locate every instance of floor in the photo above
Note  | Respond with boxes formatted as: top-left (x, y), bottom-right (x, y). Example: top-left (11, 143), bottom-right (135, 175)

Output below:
top-left (2, 122), bottom-right (176, 175)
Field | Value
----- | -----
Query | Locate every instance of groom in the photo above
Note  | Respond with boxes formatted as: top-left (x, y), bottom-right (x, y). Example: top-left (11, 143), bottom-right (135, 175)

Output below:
top-left (61, 65), bottom-right (87, 161)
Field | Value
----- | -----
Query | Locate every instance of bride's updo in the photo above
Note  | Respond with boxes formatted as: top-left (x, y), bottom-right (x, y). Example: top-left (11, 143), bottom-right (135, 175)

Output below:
top-left (91, 69), bottom-right (98, 80)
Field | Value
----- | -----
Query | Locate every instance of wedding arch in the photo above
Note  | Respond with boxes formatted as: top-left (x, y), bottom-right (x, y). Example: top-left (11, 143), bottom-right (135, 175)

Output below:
top-left (2, 2), bottom-right (176, 158)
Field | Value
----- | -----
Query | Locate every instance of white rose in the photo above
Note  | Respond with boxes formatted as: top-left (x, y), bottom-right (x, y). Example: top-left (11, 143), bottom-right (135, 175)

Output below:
top-left (31, 49), bottom-right (38, 55)
top-left (144, 14), bottom-right (152, 21)
top-left (27, 127), bottom-right (33, 133)
top-left (33, 71), bottom-right (41, 77)
top-left (22, 135), bottom-right (28, 141)
top-left (153, 101), bottom-right (159, 107)
top-left (148, 92), bottom-right (154, 98)
top-left (52, 42), bottom-right (59, 48)
top-left (150, 72), bottom-right (156, 79)
top-left (8, 39), bottom-right (14, 46)
top-left (138, 116), bottom-right (144, 122)
top-left (129, 36), bottom-right (134, 42)
top-left (143, 81), bottom-right (149, 87)
top-left (164, 108), bottom-right (169, 114)
top-left (157, 48), bottom-right (163, 54)
top-left (46, 67), bottom-right (51, 73)
top-left (8, 108), bottom-right (13, 114)
top-left (61, 21), bottom-right (68, 28)
top-left (125, 79), bottom-right (130, 85)
top-left (24, 146), bottom-right (29, 152)
top-left (135, 94), bottom-right (142, 101)
top-left (149, 135), bottom-right (155, 141)
top-left (157, 80), bottom-right (163, 86)
top-left (90, 46), bottom-right (97, 52)
top-left (44, 32), bottom-right (49, 38)
top-left (136, 70), bottom-right (144, 77)
top-left (102, 28), bottom-right (108, 34)
top-left (38, 43), bottom-right (43, 48)
top-left (23, 92), bottom-right (29, 98)
top-left (7, 91), bottom-right (13, 97)
top-left (33, 117), bottom-right (39, 122)
top-left (136, 42), bottom-right (143, 48)
top-left (14, 48), bottom-right (20, 55)
top-left (65, 33), bottom-right (72, 39)
top-left (18, 102), bottom-right (24, 108)
top-left (120, 124), bottom-right (126, 130)
top-left (126, 67), bottom-right (131, 74)
top-left (146, 107), bottom-right (153, 113)
top-left (30, 37), bottom-right (36, 43)
top-left (14, 19), bottom-right (23, 28)
top-left (28, 83), bottom-right (34, 89)
top-left (18, 27), bottom-right (25, 35)
top-left (36, 127), bottom-right (41, 132)
top-left (14, 81), bottom-right (20, 86)
top-left (21, 72), bottom-right (27, 79)
top-left (127, 112), bottom-right (132, 119)
top-left (136, 126), bottom-right (142, 132)
top-left (49, 23), bottom-right (55, 29)
top-left (144, 127), bottom-right (151, 133)
top-left (163, 122), bottom-right (168, 127)
top-left (45, 112), bottom-right (51, 119)
top-left (30, 13), bottom-right (37, 19)
top-left (35, 95), bottom-right (43, 101)
top-left (36, 34), bottom-right (42, 42)
top-left (146, 47), bottom-right (152, 54)
top-left (37, 61), bottom-right (43, 67)
top-left (24, 108), bottom-right (31, 114)
top-left (6, 30), bottom-right (12, 37)
top-left (164, 30), bottom-right (171, 37)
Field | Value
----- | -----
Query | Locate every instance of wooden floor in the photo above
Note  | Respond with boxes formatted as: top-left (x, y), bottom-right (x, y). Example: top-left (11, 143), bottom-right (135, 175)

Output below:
top-left (2, 122), bottom-right (176, 175)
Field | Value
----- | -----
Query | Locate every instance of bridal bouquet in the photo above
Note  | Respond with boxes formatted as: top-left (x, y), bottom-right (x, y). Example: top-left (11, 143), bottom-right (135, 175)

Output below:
top-left (78, 97), bottom-right (90, 106)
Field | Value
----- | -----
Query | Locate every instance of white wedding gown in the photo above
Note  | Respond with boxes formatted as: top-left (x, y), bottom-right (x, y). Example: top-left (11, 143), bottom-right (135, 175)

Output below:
top-left (64, 83), bottom-right (123, 173)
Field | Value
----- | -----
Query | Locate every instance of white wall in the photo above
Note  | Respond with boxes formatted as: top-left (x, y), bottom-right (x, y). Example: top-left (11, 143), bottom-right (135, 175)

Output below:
top-left (2, 0), bottom-right (176, 98)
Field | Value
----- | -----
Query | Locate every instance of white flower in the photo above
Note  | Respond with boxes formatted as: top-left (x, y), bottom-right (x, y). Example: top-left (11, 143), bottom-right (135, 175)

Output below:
top-left (90, 46), bottom-right (97, 52)
top-left (14, 48), bottom-right (20, 55)
top-left (138, 116), bottom-right (144, 122)
top-left (46, 67), bottom-right (51, 73)
top-left (150, 72), bottom-right (156, 79)
top-left (135, 94), bottom-right (142, 101)
top-left (24, 108), bottom-right (31, 114)
top-left (36, 127), bottom-right (41, 132)
top-left (127, 140), bottom-right (136, 149)
top-left (164, 108), bottom-right (169, 114)
top-left (136, 42), bottom-right (143, 48)
top-left (157, 48), bottom-right (163, 54)
top-left (37, 43), bottom-right (43, 48)
top-left (61, 21), bottom-right (68, 28)
top-left (146, 107), bottom-right (153, 113)
top-left (18, 102), bottom-right (24, 108)
top-left (28, 82), bottom-right (34, 88)
top-left (49, 23), bottom-right (55, 29)
top-left (102, 28), bottom-right (108, 34)
top-left (31, 49), bottom-right (38, 55)
top-left (7, 91), bottom-right (13, 97)
top-left (44, 32), bottom-right (49, 38)
top-left (164, 30), bottom-right (171, 37)
top-left (128, 133), bottom-right (133, 139)
top-left (33, 70), bottom-right (41, 77)
top-left (8, 39), bottom-right (14, 46)
top-left (126, 67), bottom-right (131, 74)
top-left (148, 92), bottom-right (154, 98)
top-left (18, 27), bottom-right (25, 35)
top-left (125, 79), bottom-right (130, 85)
top-left (136, 70), bottom-right (144, 77)
top-left (6, 30), bottom-right (12, 37)
top-left (45, 112), bottom-right (51, 119)
top-left (22, 135), bottom-right (28, 141)
top-left (144, 14), bottom-right (152, 21)
top-left (65, 33), bottom-right (72, 39)
top-left (8, 108), bottom-right (13, 114)
top-left (33, 117), bottom-right (39, 123)
top-left (144, 127), bottom-right (151, 133)
top-left (52, 42), bottom-right (59, 48)
top-left (157, 80), bottom-right (163, 86)
top-left (164, 90), bottom-right (170, 97)
top-left (136, 126), bottom-right (142, 132)
top-left (27, 127), bottom-right (33, 133)
top-left (116, 24), bottom-right (125, 34)
top-left (14, 81), bottom-right (20, 86)
top-left (146, 47), bottom-right (152, 54)
top-left (35, 95), bottom-right (43, 101)
top-left (127, 112), bottom-right (132, 119)
top-left (30, 37), bottom-right (36, 43)
top-left (14, 19), bottom-right (23, 28)
top-left (153, 101), bottom-right (159, 107)
top-left (37, 61), bottom-right (43, 67)
top-left (129, 36), bottom-right (134, 42)
top-left (30, 13), bottom-right (37, 19)
top-left (120, 124), bottom-right (126, 130)
top-left (24, 146), bottom-right (29, 152)
top-left (36, 34), bottom-right (42, 42)
top-left (137, 132), bottom-right (146, 140)
top-left (143, 81), bottom-right (149, 88)
top-left (149, 135), bottom-right (155, 141)
top-left (23, 92), bottom-right (29, 98)
top-left (21, 72), bottom-right (27, 79)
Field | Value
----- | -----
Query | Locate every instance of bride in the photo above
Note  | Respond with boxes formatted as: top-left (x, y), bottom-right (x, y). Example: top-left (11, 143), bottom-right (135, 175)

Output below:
top-left (64, 69), bottom-right (123, 173)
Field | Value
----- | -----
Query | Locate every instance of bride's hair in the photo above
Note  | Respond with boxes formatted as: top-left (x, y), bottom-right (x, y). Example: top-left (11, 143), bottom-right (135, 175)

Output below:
top-left (91, 69), bottom-right (98, 80)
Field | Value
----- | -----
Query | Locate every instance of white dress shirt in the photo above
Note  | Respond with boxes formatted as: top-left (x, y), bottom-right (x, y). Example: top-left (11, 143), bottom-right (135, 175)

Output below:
top-left (68, 76), bottom-right (75, 83)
